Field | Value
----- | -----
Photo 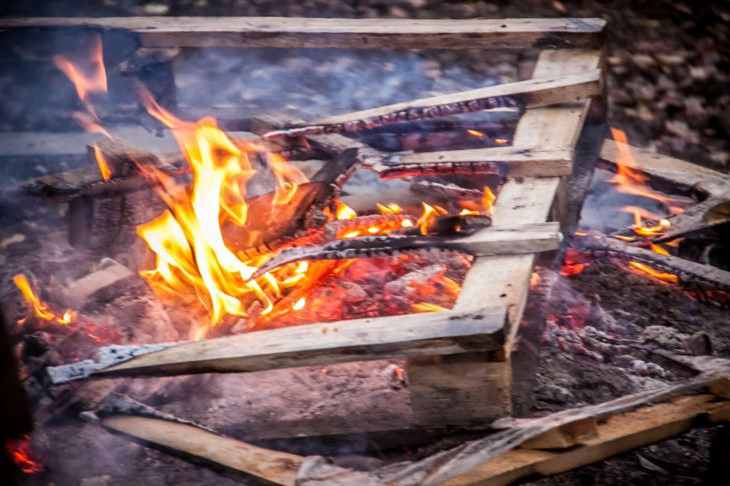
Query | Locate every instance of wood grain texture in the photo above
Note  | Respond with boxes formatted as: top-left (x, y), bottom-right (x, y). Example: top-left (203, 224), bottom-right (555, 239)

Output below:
top-left (0, 17), bottom-right (606, 49)
top-left (101, 416), bottom-right (302, 486)
top-left (396, 146), bottom-right (573, 177)
top-left (94, 306), bottom-right (507, 378)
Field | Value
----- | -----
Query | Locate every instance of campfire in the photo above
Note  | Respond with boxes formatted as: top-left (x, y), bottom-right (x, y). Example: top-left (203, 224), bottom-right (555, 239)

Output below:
top-left (2, 15), bottom-right (730, 486)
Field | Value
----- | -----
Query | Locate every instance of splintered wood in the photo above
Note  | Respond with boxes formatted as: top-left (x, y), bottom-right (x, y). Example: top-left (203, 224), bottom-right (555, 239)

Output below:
top-left (90, 365), bottom-right (730, 486)
top-left (266, 72), bottom-right (601, 137)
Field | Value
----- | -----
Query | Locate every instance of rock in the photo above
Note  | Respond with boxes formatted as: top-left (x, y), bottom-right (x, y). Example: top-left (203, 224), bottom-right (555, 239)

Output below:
top-left (683, 331), bottom-right (713, 356)
top-left (665, 120), bottom-right (700, 144)
top-left (81, 475), bottom-right (111, 486)
top-left (632, 54), bottom-right (656, 70)
top-left (640, 325), bottom-right (686, 349)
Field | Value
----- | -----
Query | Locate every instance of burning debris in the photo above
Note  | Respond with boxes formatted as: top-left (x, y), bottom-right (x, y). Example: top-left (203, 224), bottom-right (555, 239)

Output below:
top-left (4, 12), bottom-right (730, 486)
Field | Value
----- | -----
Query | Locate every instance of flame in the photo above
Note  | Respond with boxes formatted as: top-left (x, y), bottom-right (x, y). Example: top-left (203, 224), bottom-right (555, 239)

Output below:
top-left (6, 436), bottom-right (43, 475)
top-left (92, 144), bottom-right (112, 181)
top-left (53, 34), bottom-right (107, 117)
top-left (482, 186), bottom-right (496, 216)
top-left (623, 206), bottom-right (671, 238)
top-left (377, 202), bottom-right (402, 215)
top-left (412, 302), bottom-right (449, 312)
top-left (292, 297), bottom-right (306, 311)
top-left (13, 274), bottom-right (75, 325)
top-left (336, 201), bottom-right (357, 221)
top-left (650, 243), bottom-right (670, 256)
top-left (530, 271), bottom-right (541, 288)
top-left (466, 129), bottom-right (486, 139)
top-left (627, 261), bottom-right (679, 284)
top-left (609, 128), bottom-right (681, 210)
top-left (133, 86), bottom-right (326, 336)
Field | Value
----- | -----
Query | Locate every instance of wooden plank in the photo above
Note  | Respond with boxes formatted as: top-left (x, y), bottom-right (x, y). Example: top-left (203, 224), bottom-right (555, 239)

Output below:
top-left (101, 416), bottom-right (302, 486)
top-left (444, 395), bottom-right (730, 486)
top-left (601, 138), bottom-right (727, 192)
top-left (394, 146), bottom-right (573, 178)
top-left (406, 49), bottom-right (601, 428)
top-left (386, 366), bottom-right (730, 486)
top-left (0, 17), bottom-right (606, 49)
top-left (319, 72), bottom-right (600, 125)
top-left (50, 306), bottom-right (507, 381)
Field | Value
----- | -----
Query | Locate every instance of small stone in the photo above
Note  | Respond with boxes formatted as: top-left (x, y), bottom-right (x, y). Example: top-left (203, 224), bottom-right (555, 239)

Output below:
top-left (632, 54), bottom-right (656, 70)
top-left (81, 476), bottom-right (111, 486)
top-left (683, 331), bottom-right (713, 356)
top-left (143, 3), bottom-right (170, 15)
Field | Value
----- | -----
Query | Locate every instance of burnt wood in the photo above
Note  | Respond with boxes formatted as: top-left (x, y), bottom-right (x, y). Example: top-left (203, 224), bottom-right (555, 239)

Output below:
top-left (251, 222), bottom-right (562, 279)
top-left (0, 17), bottom-right (605, 50)
top-left (265, 71), bottom-right (602, 138)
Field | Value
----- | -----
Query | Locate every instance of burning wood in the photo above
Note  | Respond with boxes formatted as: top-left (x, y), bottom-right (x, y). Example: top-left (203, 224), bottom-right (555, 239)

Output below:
top-left (362, 146), bottom-right (573, 179)
top-left (46, 306), bottom-right (508, 383)
top-left (265, 71), bottom-right (601, 138)
top-left (571, 231), bottom-right (730, 291)
top-left (600, 138), bottom-right (730, 243)
top-left (251, 222), bottom-right (561, 280)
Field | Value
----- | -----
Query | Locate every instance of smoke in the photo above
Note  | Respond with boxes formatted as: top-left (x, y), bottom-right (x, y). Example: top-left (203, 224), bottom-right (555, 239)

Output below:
top-left (174, 48), bottom-right (504, 120)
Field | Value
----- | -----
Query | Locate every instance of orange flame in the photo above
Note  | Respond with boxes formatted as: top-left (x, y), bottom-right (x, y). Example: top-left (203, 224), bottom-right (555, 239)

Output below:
top-left (133, 86), bottom-right (323, 336)
top-left (627, 261), bottom-right (679, 284)
top-left (92, 144), bottom-right (112, 181)
top-left (622, 206), bottom-right (671, 238)
top-left (6, 436), bottom-right (43, 475)
top-left (53, 34), bottom-right (107, 112)
top-left (466, 129), bottom-right (486, 139)
top-left (13, 274), bottom-right (75, 326)
top-left (482, 186), bottom-right (496, 216)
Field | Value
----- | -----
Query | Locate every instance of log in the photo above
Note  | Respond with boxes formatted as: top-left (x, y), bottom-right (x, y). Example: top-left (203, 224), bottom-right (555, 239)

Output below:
top-left (265, 71), bottom-right (602, 138)
top-left (574, 231), bottom-right (730, 290)
top-left (252, 222), bottom-right (562, 279)
top-left (0, 17), bottom-right (606, 50)
top-left (46, 305), bottom-right (508, 383)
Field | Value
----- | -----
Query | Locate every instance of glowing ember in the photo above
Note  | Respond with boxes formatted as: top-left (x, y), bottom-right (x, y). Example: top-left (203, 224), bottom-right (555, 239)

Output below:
top-left (561, 249), bottom-right (588, 277)
top-left (6, 436), bottom-right (43, 475)
top-left (530, 271), bottom-right (541, 288)
top-left (627, 261), bottom-right (679, 285)
top-left (13, 274), bottom-right (75, 326)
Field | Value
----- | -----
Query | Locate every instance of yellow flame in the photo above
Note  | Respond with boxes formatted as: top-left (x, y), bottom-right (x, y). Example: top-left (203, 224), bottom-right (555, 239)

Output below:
top-left (412, 302), bottom-right (449, 312)
top-left (92, 144), bottom-right (112, 181)
top-left (12, 274), bottom-right (75, 325)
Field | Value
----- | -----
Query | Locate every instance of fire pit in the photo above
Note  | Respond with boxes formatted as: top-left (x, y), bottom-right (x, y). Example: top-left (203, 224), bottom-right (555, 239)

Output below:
top-left (3, 14), bottom-right (730, 486)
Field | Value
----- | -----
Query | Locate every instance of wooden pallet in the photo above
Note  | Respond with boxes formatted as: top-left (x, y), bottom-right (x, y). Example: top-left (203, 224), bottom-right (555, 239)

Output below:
top-left (8, 17), bottom-right (605, 433)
